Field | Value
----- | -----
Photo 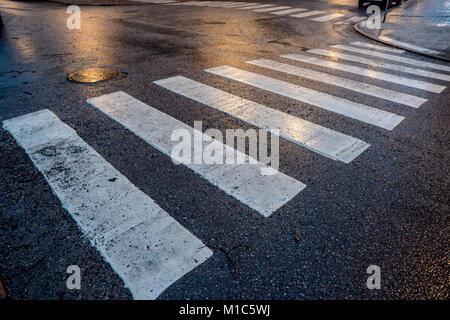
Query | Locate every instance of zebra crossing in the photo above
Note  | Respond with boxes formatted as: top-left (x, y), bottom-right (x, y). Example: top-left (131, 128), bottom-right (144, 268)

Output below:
top-left (153, 76), bottom-right (370, 163)
top-left (3, 41), bottom-right (449, 299)
top-left (284, 53), bottom-right (446, 93)
top-left (167, 1), bottom-right (365, 25)
top-left (2, 109), bottom-right (212, 300)
top-left (87, 91), bottom-right (305, 217)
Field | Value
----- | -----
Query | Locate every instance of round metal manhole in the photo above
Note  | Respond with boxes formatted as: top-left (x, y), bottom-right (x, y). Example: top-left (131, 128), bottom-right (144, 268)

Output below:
top-left (67, 68), bottom-right (119, 83)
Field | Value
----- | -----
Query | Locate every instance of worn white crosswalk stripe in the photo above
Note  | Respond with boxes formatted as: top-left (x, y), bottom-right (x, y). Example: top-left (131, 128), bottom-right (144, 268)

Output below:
top-left (331, 44), bottom-right (450, 72)
top-left (270, 8), bottom-right (306, 15)
top-left (239, 4), bottom-right (276, 10)
top-left (310, 13), bottom-right (344, 22)
top-left (221, 2), bottom-right (257, 8)
top-left (253, 5), bottom-right (291, 12)
top-left (87, 91), bottom-right (305, 217)
top-left (205, 65), bottom-right (404, 130)
top-left (248, 59), bottom-right (427, 108)
top-left (168, 0), bottom-right (209, 5)
top-left (220, 2), bottom-right (252, 7)
top-left (291, 11), bottom-right (325, 18)
top-left (377, 36), bottom-right (440, 55)
top-left (206, 1), bottom-right (236, 7)
top-left (154, 76), bottom-right (370, 163)
top-left (2, 109), bottom-right (213, 300)
top-left (307, 49), bottom-right (450, 82)
top-left (350, 42), bottom-right (405, 54)
top-left (167, 1), bottom-right (203, 5)
top-left (334, 16), bottom-right (366, 25)
top-left (286, 52), bottom-right (446, 93)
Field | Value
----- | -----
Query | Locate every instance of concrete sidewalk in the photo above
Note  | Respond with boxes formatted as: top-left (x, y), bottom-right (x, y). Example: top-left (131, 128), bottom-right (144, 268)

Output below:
top-left (355, 0), bottom-right (450, 61)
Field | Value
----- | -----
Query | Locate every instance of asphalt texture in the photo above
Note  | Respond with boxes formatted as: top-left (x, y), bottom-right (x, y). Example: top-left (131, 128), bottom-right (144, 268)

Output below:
top-left (0, 0), bottom-right (448, 299)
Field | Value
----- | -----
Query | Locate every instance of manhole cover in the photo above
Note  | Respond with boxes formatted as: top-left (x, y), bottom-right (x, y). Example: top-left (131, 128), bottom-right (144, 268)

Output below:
top-left (67, 68), bottom-right (119, 83)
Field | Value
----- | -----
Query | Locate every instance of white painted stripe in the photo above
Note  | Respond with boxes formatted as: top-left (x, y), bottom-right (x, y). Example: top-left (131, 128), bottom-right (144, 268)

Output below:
top-left (378, 36), bottom-right (440, 55)
top-left (334, 16), bottom-right (366, 25)
top-left (168, 0), bottom-right (209, 5)
top-left (2, 109), bottom-right (213, 300)
top-left (219, 2), bottom-right (252, 7)
top-left (167, 1), bottom-right (203, 5)
top-left (350, 42), bottom-right (405, 54)
top-left (221, 2), bottom-right (258, 8)
top-left (253, 5), bottom-right (290, 12)
top-left (205, 1), bottom-right (236, 7)
top-left (173, 0), bottom-right (210, 5)
top-left (310, 13), bottom-right (344, 22)
top-left (307, 49), bottom-right (450, 82)
top-left (248, 59), bottom-right (427, 108)
top-left (87, 91), bottom-right (305, 217)
top-left (288, 52), bottom-right (446, 93)
top-left (154, 76), bottom-right (370, 163)
top-left (290, 11), bottom-right (325, 18)
top-left (205, 65), bottom-right (404, 130)
top-left (332, 44), bottom-right (450, 72)
top-left (270, 8), bottom-right (306, 15)
top-left (239, 4), bottom-right (276, 10)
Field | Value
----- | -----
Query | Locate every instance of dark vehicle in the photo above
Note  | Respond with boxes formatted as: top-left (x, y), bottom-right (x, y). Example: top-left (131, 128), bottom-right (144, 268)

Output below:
top-left (359, 0), bottom-right (402, 7)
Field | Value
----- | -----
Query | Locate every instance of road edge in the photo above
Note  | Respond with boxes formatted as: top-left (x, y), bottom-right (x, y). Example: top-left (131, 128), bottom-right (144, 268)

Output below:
top-left (353, 7), bottom-right (450, 63)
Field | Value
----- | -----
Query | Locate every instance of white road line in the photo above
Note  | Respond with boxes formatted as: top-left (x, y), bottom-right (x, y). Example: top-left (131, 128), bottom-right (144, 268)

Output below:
top-left (205, 1), bottom-right (236, 7)
top-left (87, 91), bottom-right (305, 217)
top-left (248, 59), bottom-right (427, 108)
top-left (167, 1), bottom-right (203, 5)
top-left (307, 49), bottom-right (450, 82)
top-left (350, 42), bottom-right (405, 54)
top-left (378, 36), bottom-right (440, 55)
top-left (310, 13), bottom-right (344, 22)
top-left (290, 11), bottom-right (325, 18)
top-left (222, 2), bottom-right (258, 8)
top-left (270, 8), bottom-right (306, 15)
top-left (205, 65), bottom-right (404, 130)
top-left (288, 52), bottom-right (446, 93)
top-left (331, 44), bottom-right (450, 72)
top-left (2, 109), bottom-right (213, 300)
top-left (253, 5), bottom-right (291, 12)
top-left (168, 0), bottom-right (209, 5)
top-left (221, 2), bottom-right (257, 8)
top-left (334, 16), bottom-right (366, 25)
top-left (173, 0), bottom-right (210, 5)
top-left (239, 4), bottom-right (276, 10)
top-left (154, 76), bottom-right (370, 163)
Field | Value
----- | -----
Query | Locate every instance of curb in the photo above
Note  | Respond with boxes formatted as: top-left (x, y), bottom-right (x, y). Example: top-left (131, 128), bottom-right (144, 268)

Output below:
top-left (352, 5), bottom-right (450, 62)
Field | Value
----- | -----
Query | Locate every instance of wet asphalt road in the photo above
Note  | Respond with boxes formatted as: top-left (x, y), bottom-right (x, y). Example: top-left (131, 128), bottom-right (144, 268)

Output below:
top-left (0, 0), bottom-right (448, 299)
